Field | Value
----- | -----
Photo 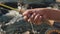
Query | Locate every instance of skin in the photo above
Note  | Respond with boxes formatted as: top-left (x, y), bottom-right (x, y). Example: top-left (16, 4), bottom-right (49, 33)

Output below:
top-left (23, 8), bottom-right (60, 26)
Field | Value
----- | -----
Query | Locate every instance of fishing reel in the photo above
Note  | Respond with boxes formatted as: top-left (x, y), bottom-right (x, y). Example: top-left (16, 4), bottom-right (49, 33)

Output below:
top-left (45, 28), bottom-right (60, 34)
top-left (45, 22), bottom-right (60, 34)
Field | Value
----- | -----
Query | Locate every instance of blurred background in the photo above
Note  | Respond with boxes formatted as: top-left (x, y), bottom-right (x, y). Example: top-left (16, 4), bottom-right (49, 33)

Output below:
top-left (0, 0), bottom-right (60, 34)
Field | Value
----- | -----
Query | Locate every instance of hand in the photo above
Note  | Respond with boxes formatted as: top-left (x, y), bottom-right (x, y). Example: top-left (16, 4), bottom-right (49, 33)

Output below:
top-left (23, 8), bottom-right (56, 25)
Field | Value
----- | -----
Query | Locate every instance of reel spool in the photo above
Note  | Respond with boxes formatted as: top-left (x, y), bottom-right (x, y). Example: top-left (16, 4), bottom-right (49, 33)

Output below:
top-left (45, 28), bottom-right (60, 34)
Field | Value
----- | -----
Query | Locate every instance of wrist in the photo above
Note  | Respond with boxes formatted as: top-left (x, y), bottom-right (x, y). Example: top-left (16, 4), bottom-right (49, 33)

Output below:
top-left (49, 20), bottom-right (60, 28)
top-left (48, 20), bottom-right (54, 26)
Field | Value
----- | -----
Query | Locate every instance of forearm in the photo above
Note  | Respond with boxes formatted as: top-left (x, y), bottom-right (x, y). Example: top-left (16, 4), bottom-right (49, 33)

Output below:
top-left (46, 9), bottom-right (60, 20)
top-left (45, 9), bottom-right (60, 26)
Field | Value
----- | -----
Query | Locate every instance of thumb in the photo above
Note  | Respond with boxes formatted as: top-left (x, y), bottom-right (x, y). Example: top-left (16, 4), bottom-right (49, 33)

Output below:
top-left (23, 10), bottom-right (33, 16)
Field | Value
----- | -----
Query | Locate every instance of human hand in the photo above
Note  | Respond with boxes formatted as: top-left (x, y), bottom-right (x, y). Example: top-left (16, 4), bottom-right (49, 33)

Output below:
top-left (23, 8), bottom-right (56, 25)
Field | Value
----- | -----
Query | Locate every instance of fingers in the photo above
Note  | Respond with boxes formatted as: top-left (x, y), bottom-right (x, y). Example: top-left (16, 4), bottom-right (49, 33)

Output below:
top-left (28, 13), bottom-right (43, 25)
top-left (35, 16), bottom-right (42, 25)
top-left (23, 11), bottom-right (43, 25)
top-left (34, 14), bottom-right (42, 25)
top-left (34, 14), bottom-right (40, 24)
top-left (23, 16), bottom-right (28, 21)
top-left (23, 10), bottom-right (33, 21)
top-left (28, 13), bottom-right (36, 23)
top-left (23, 10), bottom-right (33, 16)
top-left (23, 9), bottom-right (44, 25)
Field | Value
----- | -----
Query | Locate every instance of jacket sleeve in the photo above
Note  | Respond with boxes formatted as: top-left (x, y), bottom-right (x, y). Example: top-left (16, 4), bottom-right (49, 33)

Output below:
top-left (53, 22), bottom-right (60, 28)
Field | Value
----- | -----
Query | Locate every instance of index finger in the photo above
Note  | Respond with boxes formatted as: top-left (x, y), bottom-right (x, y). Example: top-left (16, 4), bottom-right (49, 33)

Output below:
top-left (23, 10), bottom-right (33, 16)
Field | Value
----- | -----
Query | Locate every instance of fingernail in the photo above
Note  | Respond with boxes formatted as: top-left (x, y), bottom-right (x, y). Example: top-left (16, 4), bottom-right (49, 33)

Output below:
top-left (34, 14), bottom-right (39, 20)
top-left (40, 16), bottom-right (42, 18)
top-left (23, 16), bottom-right (27, 20)
top-left (28, 19), bottom-right (30, 22)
